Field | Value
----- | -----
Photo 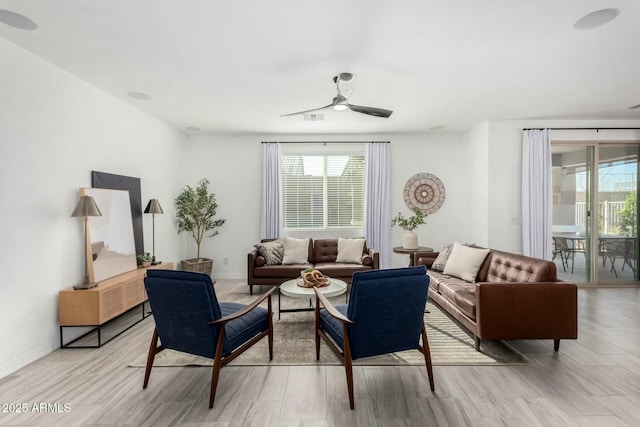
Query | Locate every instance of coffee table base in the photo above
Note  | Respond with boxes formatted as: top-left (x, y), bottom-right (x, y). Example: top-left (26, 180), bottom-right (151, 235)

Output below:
top-left (278, 278), bottom-right (348, 319)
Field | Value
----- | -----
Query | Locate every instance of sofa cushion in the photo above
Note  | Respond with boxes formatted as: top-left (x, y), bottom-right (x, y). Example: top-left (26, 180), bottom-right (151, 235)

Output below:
top-left (254, 239), bottom-right (283, 265)
top-left (443, 242), bottom-right (490, 282)
top-left (253, 263), bottom-right (313, 278)
top-left (282, 237), bottom-right (310, 264)
top-left (431, 243), bottom-right (453, 271)
top-left (436, 279), bottom-right (477, 320)
top-left (335, 238), bottom-right (365, 264)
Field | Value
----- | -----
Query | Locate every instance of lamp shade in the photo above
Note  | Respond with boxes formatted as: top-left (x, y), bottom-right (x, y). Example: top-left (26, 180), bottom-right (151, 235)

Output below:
top-left (71, 195), bottom-right (102, 217)
top-left (144, 199), bottom-right (164, 214)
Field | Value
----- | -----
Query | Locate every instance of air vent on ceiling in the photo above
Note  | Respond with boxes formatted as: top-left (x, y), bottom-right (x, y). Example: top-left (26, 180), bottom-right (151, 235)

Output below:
top-left (304, 113), bottom-right (324, 121)
top-left (628, 104), bottom-right (640, 110)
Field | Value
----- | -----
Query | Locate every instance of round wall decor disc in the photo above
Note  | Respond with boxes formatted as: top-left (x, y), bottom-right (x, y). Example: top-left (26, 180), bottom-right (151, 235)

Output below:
top-left (403, 173), bottom-right (446, 214)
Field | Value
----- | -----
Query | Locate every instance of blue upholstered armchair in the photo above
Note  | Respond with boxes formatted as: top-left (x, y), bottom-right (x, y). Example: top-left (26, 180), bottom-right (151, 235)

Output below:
top-left (314, 266), bottom-right (434, 409)
top-left (143, 270), bottom-right (276, 408)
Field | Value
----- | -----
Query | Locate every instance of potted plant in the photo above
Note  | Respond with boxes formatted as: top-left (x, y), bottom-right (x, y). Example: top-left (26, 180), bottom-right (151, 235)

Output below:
top-left (391, 208), bottom-right (426, 249)
top-left (137, 252), bottom-right (152, 268)
top-left (175, 178), bottom-right (226, 275)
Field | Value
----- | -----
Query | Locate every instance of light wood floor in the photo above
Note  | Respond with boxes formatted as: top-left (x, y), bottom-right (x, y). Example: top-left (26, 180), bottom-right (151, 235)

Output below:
top-left (1, 284), bottom-right (640, 426)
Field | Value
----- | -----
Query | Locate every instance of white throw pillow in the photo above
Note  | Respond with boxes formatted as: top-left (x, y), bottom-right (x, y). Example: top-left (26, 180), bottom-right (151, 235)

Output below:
top-left (282, 237), bottom-right (310, 265)
top-left (335, 238), bottom-right (365, 264)
top-left (443, 242), bottom-right (490, 282)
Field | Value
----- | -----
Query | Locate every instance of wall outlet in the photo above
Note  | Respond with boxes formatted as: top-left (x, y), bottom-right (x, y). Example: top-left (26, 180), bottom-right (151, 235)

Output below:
top-left (223, 257), bottom-right (228, 265)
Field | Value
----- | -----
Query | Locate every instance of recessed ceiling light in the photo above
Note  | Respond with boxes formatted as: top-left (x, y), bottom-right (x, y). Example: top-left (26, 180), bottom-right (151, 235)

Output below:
top-left (0, 9), bottom-right (38, 30)
top-left (127, 92), bottom-right (152, 101)
top-left (185, 126), bottom-right (200, 132)
top-left (573, 8), bottom-right (619, 30)
top-left (429, 125), bottom-right (445, 131)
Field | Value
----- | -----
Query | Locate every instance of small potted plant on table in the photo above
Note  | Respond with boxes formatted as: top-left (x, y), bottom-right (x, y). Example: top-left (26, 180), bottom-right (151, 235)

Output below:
top-left (391, 208), bottom-right (426, 249)
top-left (137, 252), bottom-right (152, 268)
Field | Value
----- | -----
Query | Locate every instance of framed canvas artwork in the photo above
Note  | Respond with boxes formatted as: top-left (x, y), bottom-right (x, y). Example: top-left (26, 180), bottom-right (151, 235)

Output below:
top-left (80, 187), bottom-right (137, 283)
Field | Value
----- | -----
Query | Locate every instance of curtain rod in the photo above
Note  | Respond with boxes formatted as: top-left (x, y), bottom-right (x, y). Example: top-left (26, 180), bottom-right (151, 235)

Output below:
top-left (523, 128), bottom-right (640, 131)
top-left (261, 141), bottom-right (390, 144)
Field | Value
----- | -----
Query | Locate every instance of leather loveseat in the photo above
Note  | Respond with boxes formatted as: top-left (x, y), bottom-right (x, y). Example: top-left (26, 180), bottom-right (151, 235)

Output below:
top-left (414, 247), bottom-right (577, 351)
top-left (247, 238), bottom-right (379, 295)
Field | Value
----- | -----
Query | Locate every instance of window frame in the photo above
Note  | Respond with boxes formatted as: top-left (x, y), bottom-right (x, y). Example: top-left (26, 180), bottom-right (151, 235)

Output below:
top-left (280, 143), bottom-right (365, 232)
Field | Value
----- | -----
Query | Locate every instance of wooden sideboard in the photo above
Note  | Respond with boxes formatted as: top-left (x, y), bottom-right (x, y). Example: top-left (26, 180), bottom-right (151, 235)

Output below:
top-left (59, 262), bottom-right (173, 347)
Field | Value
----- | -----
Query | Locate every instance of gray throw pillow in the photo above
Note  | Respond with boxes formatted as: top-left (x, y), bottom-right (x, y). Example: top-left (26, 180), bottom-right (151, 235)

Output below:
top-left (254, 239), bottom-right (284, 265)
top-left (431, 243), bottom-right (453, 272)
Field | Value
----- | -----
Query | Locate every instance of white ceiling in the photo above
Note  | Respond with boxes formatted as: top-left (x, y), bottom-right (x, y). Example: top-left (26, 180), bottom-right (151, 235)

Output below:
top-left (2, 1), bottom-right (640, 134)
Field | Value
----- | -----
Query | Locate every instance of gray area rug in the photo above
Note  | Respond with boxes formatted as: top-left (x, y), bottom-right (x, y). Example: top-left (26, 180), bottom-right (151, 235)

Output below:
top-left (130, 280), bottom-right (527, 367)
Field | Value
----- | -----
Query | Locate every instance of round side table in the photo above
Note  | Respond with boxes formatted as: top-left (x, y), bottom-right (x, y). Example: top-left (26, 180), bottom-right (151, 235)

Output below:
top-left (393, 246), bottom-right (434, 267)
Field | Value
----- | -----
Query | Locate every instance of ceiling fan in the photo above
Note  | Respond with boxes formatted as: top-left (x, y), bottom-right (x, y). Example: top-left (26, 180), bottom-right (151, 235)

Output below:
top-left (282, 72), bottom-right (393, 118)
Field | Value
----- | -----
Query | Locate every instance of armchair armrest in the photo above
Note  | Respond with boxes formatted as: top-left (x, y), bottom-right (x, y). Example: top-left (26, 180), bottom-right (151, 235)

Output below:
top-left (313, 287), bottom-right (353, 325)
top-left (475, 281), bottom-right (577, 341)
top-left (210, 286), bottom-right (277, 325)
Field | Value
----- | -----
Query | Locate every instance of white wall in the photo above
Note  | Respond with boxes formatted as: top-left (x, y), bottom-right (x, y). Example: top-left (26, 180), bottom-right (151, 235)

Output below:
top-left (183, 132), bottom-right (481, 275)
top-left (0, 38), bottom-right (186, 378)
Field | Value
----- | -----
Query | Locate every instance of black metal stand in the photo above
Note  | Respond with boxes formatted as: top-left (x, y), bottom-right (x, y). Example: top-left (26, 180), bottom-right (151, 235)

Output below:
top-left (60, 301), bottom-right (150, 348)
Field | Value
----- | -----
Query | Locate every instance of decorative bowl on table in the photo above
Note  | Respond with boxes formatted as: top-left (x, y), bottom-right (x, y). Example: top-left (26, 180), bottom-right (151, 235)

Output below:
top-left (297, 269), bottom-right (330, 288)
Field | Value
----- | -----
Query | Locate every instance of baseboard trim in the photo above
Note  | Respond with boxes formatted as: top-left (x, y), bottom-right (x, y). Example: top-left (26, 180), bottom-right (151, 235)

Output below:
top-left (0, 340), bottom-right (59, 380)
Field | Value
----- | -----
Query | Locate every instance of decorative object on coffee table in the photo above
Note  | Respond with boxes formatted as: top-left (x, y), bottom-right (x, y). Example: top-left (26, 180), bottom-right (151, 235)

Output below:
top-left (71, 195), bottom-right (102, 290)
top-left (175, 178), bottom-right (226, 275)
top-left (403, 172), bottom-right (446, 215)
top-left (391, 208), bottom-right (426, 249)
top-left (299, 268), bottom-right (329, 288)
top-left (143, 198), bottom-right (163, 265)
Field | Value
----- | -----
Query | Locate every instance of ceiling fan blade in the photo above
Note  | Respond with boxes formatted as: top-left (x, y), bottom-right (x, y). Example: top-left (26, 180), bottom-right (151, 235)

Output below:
top-left (348, 104), bottom-right (393, 118)
top-left (281, 102), bottom-right (335, 117)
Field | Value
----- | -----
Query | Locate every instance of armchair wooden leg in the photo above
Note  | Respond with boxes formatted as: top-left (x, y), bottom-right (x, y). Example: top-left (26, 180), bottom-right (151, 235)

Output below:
top-left (268, 295), bottom-right (274, 360)
top-left (143, 328), bottom-right (159, 389)
top-left (314, 297), bottom-right (321, 361)
top-left (343, 326), bottom-right (355, 410)
top-left (421, 324), bottom-right (435, 392)
top-left (554, 339), bottom-right (560, 351)
top-left (209, 327), bottom-right (226, 408)
top-left (474, 335), bottom-right (481, 351)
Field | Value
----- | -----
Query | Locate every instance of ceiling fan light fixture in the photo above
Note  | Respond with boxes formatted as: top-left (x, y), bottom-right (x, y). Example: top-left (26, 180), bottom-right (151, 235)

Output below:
top-left (333, 104), bottom-right (348, 111)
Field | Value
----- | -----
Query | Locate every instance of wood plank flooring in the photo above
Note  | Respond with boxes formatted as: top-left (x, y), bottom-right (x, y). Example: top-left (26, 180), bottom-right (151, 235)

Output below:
top-left (0, 283), bottom-right (639, 426)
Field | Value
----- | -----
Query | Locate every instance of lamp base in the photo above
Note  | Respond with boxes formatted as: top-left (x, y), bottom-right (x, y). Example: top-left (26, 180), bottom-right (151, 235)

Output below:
top-left (73, 282), bottom-right (98, 290)
top-left (151, 256), bottom-right (160, 265)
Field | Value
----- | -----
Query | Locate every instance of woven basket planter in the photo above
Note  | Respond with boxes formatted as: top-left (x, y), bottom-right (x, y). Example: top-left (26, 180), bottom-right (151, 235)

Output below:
top-left (180, 258), bottom-right (213, 276)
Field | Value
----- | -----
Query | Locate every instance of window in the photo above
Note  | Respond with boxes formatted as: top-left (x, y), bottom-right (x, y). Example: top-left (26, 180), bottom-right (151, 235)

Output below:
top-left (282, 154), bottom-right (365, 229)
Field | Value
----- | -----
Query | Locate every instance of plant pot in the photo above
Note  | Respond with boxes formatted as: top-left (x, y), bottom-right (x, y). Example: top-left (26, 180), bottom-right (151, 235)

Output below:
top-left (181, 258), bottom-right (213, 276)
top-left (403, 230), bottom-right (418, 250)
top-left (141, 261), bottom-right (151, 268)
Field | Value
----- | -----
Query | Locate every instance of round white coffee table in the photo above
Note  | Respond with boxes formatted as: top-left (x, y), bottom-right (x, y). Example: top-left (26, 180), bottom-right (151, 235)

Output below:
top-left (278, 277), bottom-right (348, 319)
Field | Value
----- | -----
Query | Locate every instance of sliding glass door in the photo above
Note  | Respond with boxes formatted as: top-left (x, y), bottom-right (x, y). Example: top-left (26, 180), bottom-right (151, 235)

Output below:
top-left (552, 143), bottom-right (639, 284)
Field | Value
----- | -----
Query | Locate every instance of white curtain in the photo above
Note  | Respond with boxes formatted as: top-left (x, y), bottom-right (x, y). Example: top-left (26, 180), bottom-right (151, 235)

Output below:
top-left (364, 142), bottom-right (391, 268)
top-left (522, 129), bottom-right (552, 259)
top-left (261, 142), bottom-right (283, 239)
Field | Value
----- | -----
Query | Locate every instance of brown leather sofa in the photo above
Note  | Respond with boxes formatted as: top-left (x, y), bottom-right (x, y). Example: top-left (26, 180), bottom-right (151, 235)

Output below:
top-left (247, 238), bottom-right (380, 294)
top-left (414, 249), bottom-right (577, 351)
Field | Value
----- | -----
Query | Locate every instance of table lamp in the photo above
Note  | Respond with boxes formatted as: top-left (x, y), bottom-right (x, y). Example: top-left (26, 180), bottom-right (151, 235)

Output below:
top-left (71, 195), bottom-right (102, 290)
top-left (144, 198), bottom-right (164, 265)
